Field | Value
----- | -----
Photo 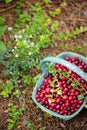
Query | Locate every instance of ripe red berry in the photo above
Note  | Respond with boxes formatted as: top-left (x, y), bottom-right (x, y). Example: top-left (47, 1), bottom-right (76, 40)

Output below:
top-left (45, 87), bottom-right (51, 94)
top-left (56, 97), bottom-right (61, 103)
top-left (63, 95), bottom-right (68, 100)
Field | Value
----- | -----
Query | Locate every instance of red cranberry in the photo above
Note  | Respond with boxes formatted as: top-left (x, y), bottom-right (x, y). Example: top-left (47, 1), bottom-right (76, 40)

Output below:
top-left (45, 87), bottom-right (51, 94)
top-left (56, 97), bottom-right (61, 103)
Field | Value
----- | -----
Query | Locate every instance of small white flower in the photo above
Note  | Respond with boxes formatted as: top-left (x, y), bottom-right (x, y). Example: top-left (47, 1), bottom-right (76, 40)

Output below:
top-left (14, 46), bottom-right (17, 49)
top-left (18, 30), bottom-right (22, 34)
top-left (30, 42), bottom-right (34, 46)
top-left (11, 49), bottom-right (14, 52)
top-left (14, 35), bottom-right (18, 39)
top-left (27, 45), bottom-right (30, 48)
top-left (29, 34), bottom-right (33, 38)
top-left (18, 35), bottom-right (22, 39)
top-left (6, 80), bottom-right (9, 84)
top-left (28, 52), bottom-right (32, 56)
top-left (23, 40), bottom-right (26, 44)
top-left (10, 35), bottom-right (12, 38)
top-left (15, 39), bottom-right (18, 42)
top-left (10, 35), bottom-right (14, 38)
top-left (22, 29), bottom-right (25, 33)
top-left (15, 54), bottom-right (19, 57)
top-left (8, 27), bottom-right (13, 31)
top-left (9, 72), bottom-right (13, 74)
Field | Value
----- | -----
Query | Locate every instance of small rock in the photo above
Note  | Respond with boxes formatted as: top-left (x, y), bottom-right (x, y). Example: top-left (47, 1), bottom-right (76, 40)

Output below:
top-left (83, 11), bottom-right (87, 16)
top-left (60, 122), bottom-right (66, 128)
top-left (22, 118), bottom-right (28, 126)
top-left (4, 110), bottom-right (8, 113)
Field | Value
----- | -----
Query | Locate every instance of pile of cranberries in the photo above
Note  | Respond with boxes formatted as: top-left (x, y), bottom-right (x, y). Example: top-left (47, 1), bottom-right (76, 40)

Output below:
top-left (64, 56), bottom-right (87, 73)
top-left (36, 56), bottom-right (87, 115)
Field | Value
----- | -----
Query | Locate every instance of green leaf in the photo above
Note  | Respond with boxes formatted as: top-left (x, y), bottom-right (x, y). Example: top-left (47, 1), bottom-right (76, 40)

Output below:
top-left (47, 94), bottom-right (52, 98)
top-left (49, 99), bottom-right (55, 103)
top-left (44, 113), bottom-right (52, 118)
top-left (71, 79), bottom-right (79, 89)
top-left (78, 94), bottom-right (84, 100)
top-left (48, 65), bottom-right (55, 74)
top-left (0, 41), bottom-right (7, 52)
top-left (0, 26), bottom-right (7, 35)
top-left (61, 43), bottom-right (65, 49)
top-left (43, 0), bottom-right (49, 4)
top-left (0, 17), bottom-right (4, 25)
top-left (55, 8), bottom-right (61, 15)
top-left (50, 82), bottom-right (54, 87)
top-left (57, 89), bottom-right (62, 95)
top-left (79, 88), bottom-right (84, 93)
top-left (67, 79), bottom-right (71, 84)
top-left (71, 84), bottom-right (77, 90)
top-left (51, 21), bottom-right (59, 31)
top-left (49, 11), bottom-right (55, 17)
top-left (73, 79), bottom-right (78, 84)
top-left (80, 26), bottom-right (84, 32)
top-left (0, 91), bottom-right (8, 98)
top-left (52, 87), bottom-right (61, 93)
top-left (5, 0), bottom-right (13, 4)
top-left (85, 97), bottom-right (87, 102)
top-left (27, 120), bottom-right (35, 130)
top-left (84, 104), bottom-right (87, 108)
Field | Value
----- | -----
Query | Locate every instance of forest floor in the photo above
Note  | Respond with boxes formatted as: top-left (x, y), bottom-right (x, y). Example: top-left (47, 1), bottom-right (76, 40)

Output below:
top-left (0, 0), bottom-right (87, 130)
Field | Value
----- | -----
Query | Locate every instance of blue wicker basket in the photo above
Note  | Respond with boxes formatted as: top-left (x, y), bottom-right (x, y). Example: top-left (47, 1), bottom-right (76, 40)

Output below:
top-left (32, 52), bottom-right (87, 120)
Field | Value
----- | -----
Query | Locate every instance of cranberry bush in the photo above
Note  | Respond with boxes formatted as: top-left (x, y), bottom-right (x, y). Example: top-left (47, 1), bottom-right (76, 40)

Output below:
top-left (36, 56), bottom-right (87, 115)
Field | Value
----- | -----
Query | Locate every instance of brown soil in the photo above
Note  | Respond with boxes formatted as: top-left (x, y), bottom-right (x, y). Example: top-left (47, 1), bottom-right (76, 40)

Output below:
top-left (0, 0), bottom-right (87, 130)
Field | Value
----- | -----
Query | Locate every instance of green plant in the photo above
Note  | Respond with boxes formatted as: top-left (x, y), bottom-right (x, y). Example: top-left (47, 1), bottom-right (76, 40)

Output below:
top-left (0, 81), bottom-right (14, 98)
top-left (8, 103), bottom-right (25, 130)
top-left (32, 74), bottom-right (41, 86)
top-left (49, 8), bottom-right (61, 17)
top-left (4, 46), bottom-right (40, 78)
top-left (0, 16), bottom-right (7, 35)
top-left (44, 112), bottom-right (52, 118)
top-left (15, 12), bottom-right (30, 28)
top-left (22, 75), bottom-right (33, 85)
top-left (5, 0), bottom-right (13, 3)
top-left (13, 89), bottom-right (21, 98)
top-left (48, 0), bottom-right (67, 17)
top-left (58, 26), bottom-right (87, 41)
top-left (43, 0), bottom-right (49, 4)
top-left (27, 120), bottom-right (35, 130)
top-left (0, 41), bottom-right (7, 52)
top-left (15, 0), bottom-right (24, 15)
top-left (0, 16), bottom-right (7, 52)
top-left (2, 3), bottom-right (58, 83)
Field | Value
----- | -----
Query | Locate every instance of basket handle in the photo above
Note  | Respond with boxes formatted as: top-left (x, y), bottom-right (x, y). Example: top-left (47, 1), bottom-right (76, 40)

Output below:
top-left (40, 56), bottom-right (87, 82)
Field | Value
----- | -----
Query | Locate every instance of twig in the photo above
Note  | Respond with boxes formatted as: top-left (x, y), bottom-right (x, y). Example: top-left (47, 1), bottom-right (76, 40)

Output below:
top-left (71, 0), bottom-right (79, 8)
top-left (0, 3), bottom-right (16, 13)
top-left (0, 4), bottom-right (10, 8)
top-left (0, 2), bottom-right (16, 8)
top-left (59, 18), bottom-right (87, 23)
